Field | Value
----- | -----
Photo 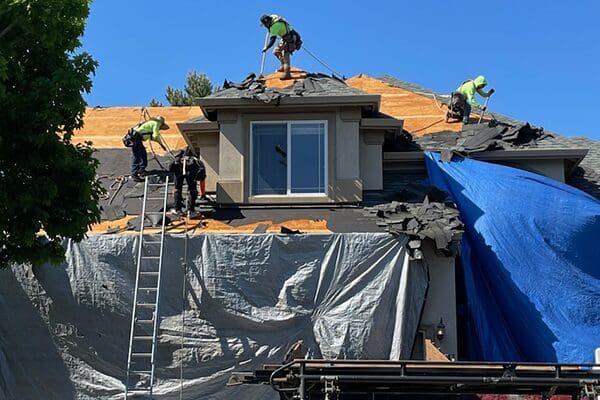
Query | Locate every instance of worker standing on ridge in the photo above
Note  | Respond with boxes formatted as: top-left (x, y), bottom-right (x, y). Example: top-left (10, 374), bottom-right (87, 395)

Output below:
top-left (456, 75), bottom-right (495, 124)
top-left (168, 147), bottom-right (207, 216)
top-left (260, 14), bottom-right (302, 79)
top-left (125, 116), bottom-right (169, 182)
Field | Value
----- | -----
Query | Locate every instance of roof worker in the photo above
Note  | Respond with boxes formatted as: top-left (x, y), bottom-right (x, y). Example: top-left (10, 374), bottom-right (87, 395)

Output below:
top-left (123, 116), bottom-right (169, 182)
top-left (168, 147), bottom-right (207, 216)
top-left (456, 75), bottom-right (495, 124)
top-left (260, 14), bottom-right (302, 80)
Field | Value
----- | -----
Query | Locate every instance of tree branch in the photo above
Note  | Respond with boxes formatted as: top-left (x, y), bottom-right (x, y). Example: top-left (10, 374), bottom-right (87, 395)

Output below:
top-left (0, 20), bottom-right (16, 39)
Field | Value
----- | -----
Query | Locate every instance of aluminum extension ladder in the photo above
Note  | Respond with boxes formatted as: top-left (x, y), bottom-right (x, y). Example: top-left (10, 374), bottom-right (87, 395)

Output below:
top-left (125, 176), bottom-right (172, 399)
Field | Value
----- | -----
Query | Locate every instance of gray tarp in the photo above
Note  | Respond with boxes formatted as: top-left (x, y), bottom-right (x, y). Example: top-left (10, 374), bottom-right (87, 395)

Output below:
top-left (0, 233), bottom-right (427, 400)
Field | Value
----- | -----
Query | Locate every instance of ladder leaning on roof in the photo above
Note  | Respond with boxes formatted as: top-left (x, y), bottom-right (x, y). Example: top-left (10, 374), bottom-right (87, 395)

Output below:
top-left (125, 175), bottom-right (172, 399)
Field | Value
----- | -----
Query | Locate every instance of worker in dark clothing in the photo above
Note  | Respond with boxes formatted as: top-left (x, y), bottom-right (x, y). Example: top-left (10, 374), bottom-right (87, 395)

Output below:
top-left (456, 75), bottom-right (495, 124)
top-left (260, 14), bottom-right (302, 79)
top-left (168, 147), bottom-right (207, 215)
top-left (123, 116), bottom-right (169, 181)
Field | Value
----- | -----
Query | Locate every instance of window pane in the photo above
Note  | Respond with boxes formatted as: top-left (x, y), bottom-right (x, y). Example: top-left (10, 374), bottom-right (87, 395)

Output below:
top-left (291, 122), bottom-right (326, 194)
top-left (252, 123), bottom-right (288, 195)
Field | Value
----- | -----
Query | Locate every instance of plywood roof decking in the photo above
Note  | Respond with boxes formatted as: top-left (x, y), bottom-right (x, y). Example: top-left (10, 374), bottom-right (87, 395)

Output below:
top-left (425, 339), bottom-right (450, 361)
top-left (74, 106), bottom-right (203, 151)
top-left (346, 74), bottom-right (462, 136)
top-left (262, 67), bottom-right (308, 88)
top-left (88, 216), bottom-right (331, 235)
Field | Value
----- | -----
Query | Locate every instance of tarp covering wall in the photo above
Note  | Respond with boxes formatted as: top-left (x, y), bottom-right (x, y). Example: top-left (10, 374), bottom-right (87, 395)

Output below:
top-left (0, 233), bottom-right (426, 400)
top-left (425, 151), bottom-right (600, 363)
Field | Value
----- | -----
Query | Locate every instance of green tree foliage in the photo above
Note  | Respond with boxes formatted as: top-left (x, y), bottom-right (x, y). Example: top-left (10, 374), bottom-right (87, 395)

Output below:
top-left (165, 70), bottom-right (213, 106)
top-left (0, 0), bottom-right (103, 268)
top-left (148, 97), bottom-right (163, 107)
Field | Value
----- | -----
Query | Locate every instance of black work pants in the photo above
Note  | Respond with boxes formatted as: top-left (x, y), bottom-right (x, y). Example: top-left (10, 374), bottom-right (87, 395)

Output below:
top-left (174, 174), bottom-right (198, 212)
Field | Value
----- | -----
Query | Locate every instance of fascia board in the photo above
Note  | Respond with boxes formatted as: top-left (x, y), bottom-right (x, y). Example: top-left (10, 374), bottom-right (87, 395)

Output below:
top-left (197, 95), bottom-right (380, 110)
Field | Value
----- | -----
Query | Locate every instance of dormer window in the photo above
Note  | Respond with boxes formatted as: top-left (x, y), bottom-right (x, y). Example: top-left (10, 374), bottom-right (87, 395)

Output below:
top-left (250, 121), bottom-right (327, 196)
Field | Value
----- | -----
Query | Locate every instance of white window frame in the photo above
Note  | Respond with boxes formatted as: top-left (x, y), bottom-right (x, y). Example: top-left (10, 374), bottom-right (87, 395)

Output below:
top-left (249, 120), bottom-right (328, 197)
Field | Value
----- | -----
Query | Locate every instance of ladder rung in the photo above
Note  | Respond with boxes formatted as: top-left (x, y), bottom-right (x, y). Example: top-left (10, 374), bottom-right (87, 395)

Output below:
top-left (136, 303), bottom-right (156, 307)
top-left (146, 197), bottom-right (167, 200)
top-left (138, 287), bottom-right (158, 291)
top-left (133, 336), bottom-right (154, 340)
top-left (143, 241), bottom-right (162, 244)
top-left (131, 370), bottom-right (153, 374)
top-left (145, 211), bottom-right (165, 215)
top-left (147, 183), bottom-right (172, 186)
top-left (140, 272), bottom-right (159, 275)
top-left (131, 353), bottom-right (153, 357)
top-left (136, 319), bottom-right (154, 324)
top-left (141, 256), bottom-right (160, 259)
top-left (127, 388), bottom-right (152, 393)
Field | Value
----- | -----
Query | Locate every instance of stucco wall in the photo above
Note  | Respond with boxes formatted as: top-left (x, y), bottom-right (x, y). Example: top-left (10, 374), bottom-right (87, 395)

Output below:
top-left (419, 240), bottom-right (458, 359)
top-left (209, 107), bottom-right (363, 204)
top-left (360, 130), bottom-right (385, 190)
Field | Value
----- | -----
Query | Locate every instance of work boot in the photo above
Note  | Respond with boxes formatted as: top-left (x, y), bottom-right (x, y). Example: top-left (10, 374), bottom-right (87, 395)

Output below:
top-left (276, 65), bottom-right (285, 73)
top-left (131, 174), bottom-right (144, 182)
top-left (280, 64), bottom-right (292, 80)
top-left (169, 208), bottom-right (184, 217)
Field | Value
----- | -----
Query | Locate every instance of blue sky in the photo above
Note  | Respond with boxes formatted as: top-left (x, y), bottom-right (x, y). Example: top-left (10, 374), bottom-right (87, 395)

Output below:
top-left (82, 0), bottom-right (600, 139)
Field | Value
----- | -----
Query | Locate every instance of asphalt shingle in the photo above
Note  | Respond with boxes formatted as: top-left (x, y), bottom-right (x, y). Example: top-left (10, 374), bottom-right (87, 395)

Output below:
top-left (379, 75), bottom-right (600, 200)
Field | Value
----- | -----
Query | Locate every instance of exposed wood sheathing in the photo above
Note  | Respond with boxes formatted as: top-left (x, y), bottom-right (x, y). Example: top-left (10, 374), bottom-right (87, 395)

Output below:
top-left (262, 67), bottom-right (308, 88)
top-left (88, 217), bottom-right (330, 235)
top-left (346, 74), bottom-right (463, 135)
top-left (74, 106), bottom-right (202, 152)
top-left (425, 339), bottom-right (450, 361)
top-left (77, 71), bottom-right (466, 235)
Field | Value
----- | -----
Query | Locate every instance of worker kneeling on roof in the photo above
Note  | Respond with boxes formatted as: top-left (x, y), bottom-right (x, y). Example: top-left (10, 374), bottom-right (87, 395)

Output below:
top-left (123, 116), bottom-right (169, 182)
top-left (260, 14), bottom-right (302, 80)
top-left (168, 147), bottom-right (207, 216)
top-left (456, 75), bottom-right (495, 124)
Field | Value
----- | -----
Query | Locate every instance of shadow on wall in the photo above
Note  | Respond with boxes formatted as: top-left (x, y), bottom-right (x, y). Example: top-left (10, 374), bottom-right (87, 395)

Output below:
top-left (0, 268), bottom-right (76, 400)
top-left (567, 166), bottom-right (600, 202)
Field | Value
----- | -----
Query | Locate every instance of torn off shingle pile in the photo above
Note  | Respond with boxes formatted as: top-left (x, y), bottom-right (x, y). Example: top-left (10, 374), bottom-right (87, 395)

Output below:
top-left (420, 122), bottom-right (553, 161)
top-left (364, 187), bottom-right (463, 259)
top-left (216, 72), bottom-right (361, 103)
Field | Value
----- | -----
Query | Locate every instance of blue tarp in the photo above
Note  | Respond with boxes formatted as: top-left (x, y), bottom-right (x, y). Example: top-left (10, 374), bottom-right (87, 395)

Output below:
top-left (425, 151), bottom-right (600, 363)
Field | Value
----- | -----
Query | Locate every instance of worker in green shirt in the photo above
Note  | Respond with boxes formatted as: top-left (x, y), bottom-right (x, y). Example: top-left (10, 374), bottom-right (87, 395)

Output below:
top-left (260, 14), bottom-right (302, 79)
top-left (127, 116), bottom-right (169, 182)
top-left (456, 75), bottom-right (495, 124)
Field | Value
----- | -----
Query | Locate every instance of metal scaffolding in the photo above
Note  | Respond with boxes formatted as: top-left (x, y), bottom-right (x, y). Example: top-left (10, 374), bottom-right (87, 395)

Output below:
top-left (229, 359), bottom-right (600, 400)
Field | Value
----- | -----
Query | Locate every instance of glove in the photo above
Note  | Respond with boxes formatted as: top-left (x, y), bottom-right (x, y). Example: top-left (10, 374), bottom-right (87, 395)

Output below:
top-left (481, 106), bottom-right (487, 111)
top-left (262, 48), bottom-right (267, 53)
top-left (488, 88), bottom-right (495, 96)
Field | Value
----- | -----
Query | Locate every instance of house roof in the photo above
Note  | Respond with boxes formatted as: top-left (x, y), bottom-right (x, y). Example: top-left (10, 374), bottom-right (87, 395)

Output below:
top-left (346, 74), bottom-right (462, 135)
top-left (74, 106), bottom-right (203, 151)
top-left (352, 74), bottom-right (600, 200)
top-left (198, 70), bottom-right (380, 113)
top-left (73, 70), bottom-right (600, 203)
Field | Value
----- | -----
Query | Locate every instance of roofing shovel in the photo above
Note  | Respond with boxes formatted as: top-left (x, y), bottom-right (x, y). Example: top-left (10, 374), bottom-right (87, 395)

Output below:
top-left (478, 96), bottom-right (492, 124)
top-left (259, 31), bottom-right (269, 78)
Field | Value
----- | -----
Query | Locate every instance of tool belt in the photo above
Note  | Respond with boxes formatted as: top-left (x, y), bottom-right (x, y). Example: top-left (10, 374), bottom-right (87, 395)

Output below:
top-left (122, 128), bottom-right (142, 147)
top-left (450, 92), bottom-right (467, 110)
top-left (282, 30), bottom-right (302, 53)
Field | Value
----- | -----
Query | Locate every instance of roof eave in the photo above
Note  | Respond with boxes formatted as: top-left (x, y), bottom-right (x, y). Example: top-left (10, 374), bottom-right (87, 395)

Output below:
top-left (197, 94), bottom-right (380, 112)
top-left (384, 148), bottom-right (589, 176)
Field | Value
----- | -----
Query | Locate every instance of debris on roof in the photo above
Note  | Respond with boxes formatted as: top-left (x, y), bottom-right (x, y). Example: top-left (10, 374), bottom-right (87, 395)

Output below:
top-left (364, 187), bottom-right (463, 259)
top-left (209, 70), bottom-right (366, 103)
top-left (91, 150), bottom-right (374, 235)
top-left (436, 122), bottom-right (553, 161)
